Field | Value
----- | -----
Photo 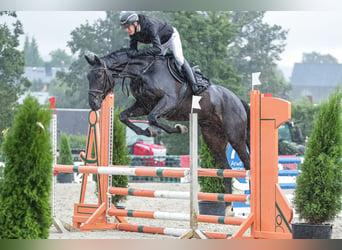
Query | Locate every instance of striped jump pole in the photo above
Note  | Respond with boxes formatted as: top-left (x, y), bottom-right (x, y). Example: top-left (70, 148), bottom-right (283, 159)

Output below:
top-left (54, 165), bottom-right (189, 178)
top-left (107, 208), bottom-right (245, 225)
top-left (113, 223), bottom-right (233, 239)
top-left (198, 169), bottom-right (248, 178)
top-left (55, 164), bottom-right (246, 179)
top-left (109, 187), bottom-right (248, 203)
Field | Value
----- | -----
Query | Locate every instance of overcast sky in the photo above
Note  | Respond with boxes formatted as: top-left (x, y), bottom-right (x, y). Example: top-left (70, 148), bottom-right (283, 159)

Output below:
top-left (264, 11), bottom-right (342, 78)
top-left (11, 11), bottom-right (342, 79)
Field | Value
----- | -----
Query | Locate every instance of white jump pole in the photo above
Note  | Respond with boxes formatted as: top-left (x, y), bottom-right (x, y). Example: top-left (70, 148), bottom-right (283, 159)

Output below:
top-left (189, 112), bottom-right (199, 230)
top-left (180, 96), bottom-right (208, 239)
top-left (49, 98), bottom-right (68, 233)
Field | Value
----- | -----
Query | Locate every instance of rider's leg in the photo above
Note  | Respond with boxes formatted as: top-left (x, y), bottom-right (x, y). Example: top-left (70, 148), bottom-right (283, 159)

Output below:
top-left (181, 59), bottom-right (206, 95)
top-left (168, 28), bottom-right (206, 95)
top-left (181, 64), bottom-right (200, 94)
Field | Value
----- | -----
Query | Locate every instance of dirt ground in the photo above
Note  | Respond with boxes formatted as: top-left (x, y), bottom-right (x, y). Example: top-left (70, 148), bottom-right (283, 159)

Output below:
top-left (49, 181), bottom-right (342, 239)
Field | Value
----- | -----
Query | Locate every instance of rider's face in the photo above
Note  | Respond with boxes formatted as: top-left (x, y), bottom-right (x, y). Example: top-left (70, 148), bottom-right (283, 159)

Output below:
top-left (125, 23), bottom-right (137, 35)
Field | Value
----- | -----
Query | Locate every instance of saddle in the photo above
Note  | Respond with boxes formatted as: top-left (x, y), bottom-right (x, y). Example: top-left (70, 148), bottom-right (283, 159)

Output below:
top-left (166, 55), bottom-right (211, 91)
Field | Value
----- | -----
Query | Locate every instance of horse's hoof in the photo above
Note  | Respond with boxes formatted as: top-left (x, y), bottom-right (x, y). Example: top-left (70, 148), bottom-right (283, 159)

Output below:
top-left (225, 205), bottom-right (235, 217)
top-left (146, 127), bottom-right (158, 137)
top-left (175, 124), bottom-right (188, 134)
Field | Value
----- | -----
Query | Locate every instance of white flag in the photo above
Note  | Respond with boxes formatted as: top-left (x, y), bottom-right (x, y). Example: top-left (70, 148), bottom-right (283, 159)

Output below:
top-left (252, 72), bottom-right (262, 86)
top-left (191, 95), bottom-right (202, 110)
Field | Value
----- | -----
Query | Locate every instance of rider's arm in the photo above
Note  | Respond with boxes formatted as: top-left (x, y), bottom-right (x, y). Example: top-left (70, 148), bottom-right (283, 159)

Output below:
top-left (136, 22), bottom-right (163, 56)
top-left (129, 38), bottom-right (138, 51)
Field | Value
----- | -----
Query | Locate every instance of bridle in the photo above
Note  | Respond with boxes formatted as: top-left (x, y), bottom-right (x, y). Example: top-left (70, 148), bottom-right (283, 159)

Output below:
top-left (88, 61), bottom-right (116, 101)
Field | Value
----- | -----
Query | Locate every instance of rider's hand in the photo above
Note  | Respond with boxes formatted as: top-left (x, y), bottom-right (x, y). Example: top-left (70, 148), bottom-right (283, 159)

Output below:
top-left (127, 50), bottom-right (138, 58)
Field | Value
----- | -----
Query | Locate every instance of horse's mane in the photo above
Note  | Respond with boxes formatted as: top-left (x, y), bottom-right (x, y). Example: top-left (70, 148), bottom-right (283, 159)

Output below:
top-left (106, 47), bottom-right (171, 61)
top-left (104, 48), bottom-right (129, 59)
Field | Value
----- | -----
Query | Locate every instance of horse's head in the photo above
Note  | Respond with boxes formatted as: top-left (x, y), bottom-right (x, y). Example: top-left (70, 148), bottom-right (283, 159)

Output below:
top-left (85, 48), bottom-right (156, 110)
top-left (85, 55), bottom-right (117, 111)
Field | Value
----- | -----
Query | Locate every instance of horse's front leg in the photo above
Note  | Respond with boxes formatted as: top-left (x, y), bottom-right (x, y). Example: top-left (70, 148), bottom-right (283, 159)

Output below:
top-left (147, 97), bottom-right (188, 134)
top-left (119, 102), bottom-right (156, 137)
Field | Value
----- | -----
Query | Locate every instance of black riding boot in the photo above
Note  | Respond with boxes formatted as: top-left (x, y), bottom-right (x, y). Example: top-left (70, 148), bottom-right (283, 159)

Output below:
top-left (181, 60), bottom-right (206, 95)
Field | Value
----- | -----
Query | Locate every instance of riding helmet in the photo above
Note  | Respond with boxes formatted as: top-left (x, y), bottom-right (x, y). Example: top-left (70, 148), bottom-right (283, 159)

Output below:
top-left (119, 11), bottom-right (139, 29)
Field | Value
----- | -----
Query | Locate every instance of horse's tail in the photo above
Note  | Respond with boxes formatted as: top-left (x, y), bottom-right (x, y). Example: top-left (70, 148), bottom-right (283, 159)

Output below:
top-left (240, 99), bottom-right (250, 151)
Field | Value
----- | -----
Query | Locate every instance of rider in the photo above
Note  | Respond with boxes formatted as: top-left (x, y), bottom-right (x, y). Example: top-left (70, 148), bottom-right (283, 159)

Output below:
top-left (119, 11), bottom-right (206, 95)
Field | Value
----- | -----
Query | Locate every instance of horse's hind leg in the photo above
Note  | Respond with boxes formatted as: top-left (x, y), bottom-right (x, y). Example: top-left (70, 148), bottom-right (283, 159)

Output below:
top-left (148, 97), bottom-right (187, 134)
top-left (119, 102), bottom-right (152, 136)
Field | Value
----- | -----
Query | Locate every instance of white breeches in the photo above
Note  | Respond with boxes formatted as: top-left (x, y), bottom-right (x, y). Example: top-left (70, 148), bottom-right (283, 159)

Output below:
top-left (160, 27), bottom-right (184, 66)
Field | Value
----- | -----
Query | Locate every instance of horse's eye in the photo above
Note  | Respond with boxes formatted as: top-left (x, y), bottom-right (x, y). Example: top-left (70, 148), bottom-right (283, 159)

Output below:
top-left (96, 71), bottom-right (103, 78)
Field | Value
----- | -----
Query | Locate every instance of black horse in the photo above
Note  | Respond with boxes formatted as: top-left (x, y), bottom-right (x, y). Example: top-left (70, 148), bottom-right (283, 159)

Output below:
top-left (85, 48), bottom-right (250, 206)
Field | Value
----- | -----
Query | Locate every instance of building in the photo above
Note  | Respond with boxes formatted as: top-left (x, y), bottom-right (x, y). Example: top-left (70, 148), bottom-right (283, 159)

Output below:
top-left (18, 65), bottom-right (66, 105)
top-left (290, 63), bottom-right (342, 104)
top-left (17, 91), bottom-right (50, 105)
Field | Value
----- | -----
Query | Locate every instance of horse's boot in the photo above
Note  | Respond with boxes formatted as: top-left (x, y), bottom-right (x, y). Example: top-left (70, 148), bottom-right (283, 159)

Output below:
top-left (181, 60), bottom-right (206, 95)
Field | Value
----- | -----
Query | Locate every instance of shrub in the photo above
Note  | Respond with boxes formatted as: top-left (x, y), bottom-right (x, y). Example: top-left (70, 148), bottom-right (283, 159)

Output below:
top-left (199, 137), bottom-right (225, 193)
top-left (58, 133), bottom-right (74, 165)
top-left (0, 96), bottom-right (52, 238)
top-left (294, 91), bottom-right (342, 224)
top-left (57, 133), bottom-right (74, 183)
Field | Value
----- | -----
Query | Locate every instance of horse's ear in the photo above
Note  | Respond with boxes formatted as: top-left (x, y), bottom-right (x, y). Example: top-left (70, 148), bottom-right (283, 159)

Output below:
top-left (85, 55), bottom-right (95, 65)
top-left (94, 55), bottom-right (103, 65)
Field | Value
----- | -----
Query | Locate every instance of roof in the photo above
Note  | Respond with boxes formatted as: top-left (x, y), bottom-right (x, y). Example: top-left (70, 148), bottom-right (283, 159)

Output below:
top-left (291, 63), bottom-right (342, 87)
top-left (23, 66), bottom-right (66, 84)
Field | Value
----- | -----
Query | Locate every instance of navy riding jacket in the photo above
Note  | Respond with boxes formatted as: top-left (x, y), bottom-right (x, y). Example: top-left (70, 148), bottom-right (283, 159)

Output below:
top-left (129, 15), bottom-right (174, 56)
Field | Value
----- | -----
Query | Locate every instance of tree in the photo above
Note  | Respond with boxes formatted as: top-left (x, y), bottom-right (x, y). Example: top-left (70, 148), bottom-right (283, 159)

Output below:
top-left (170, 11), bottom-right (243, 95)
top-left (294, 91), bottom-right (342, 225)
top-left (302, 51), bottom-right (338, 64)
top-left (228, 11), bottom-right (290, 100)
top-left (291, 96), bottom-right (320, 138)
top-left (0, 96), bottom-right (52, 238)
top-left (47, 78), bottom-right (74, 108)
top-left (56, 133), bottom-right (74, 183)
top-left (56, 11), bottom-right (128, 108)
top-left (23, 35), bottom-right (44, 67)
top-left (0, 11), bottom-right (30, 150)
top-left (58, 133), bottom-right (73, 164)
top-left (199, 137), bottom-right (225, 193)
top-left (49, 49), bottom-right (73, 68)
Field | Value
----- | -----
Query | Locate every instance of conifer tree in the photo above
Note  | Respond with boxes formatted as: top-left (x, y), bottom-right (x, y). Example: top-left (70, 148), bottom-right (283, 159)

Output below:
top-left (111, 109), bottom-right (129, 204)
top-left (199, 137), bottom-right (225, 193)
top-left (58, 133), bottom-right (73, 164)
top-left (0, 96), bottom-right (52, 238)
top-left (56, 133), bottom-right (74, 183)
top-left (294, 91), bottom-right (342, 224)
top-left (0, 11), bottom-right (30, 148)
